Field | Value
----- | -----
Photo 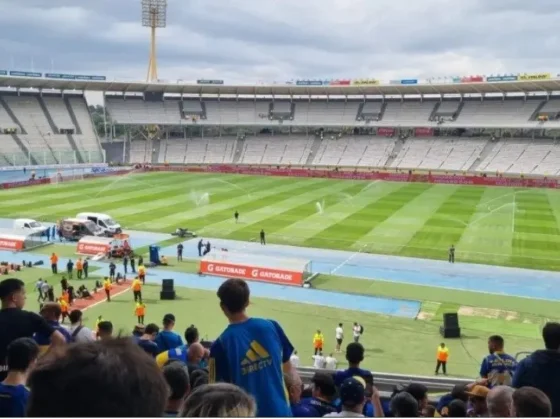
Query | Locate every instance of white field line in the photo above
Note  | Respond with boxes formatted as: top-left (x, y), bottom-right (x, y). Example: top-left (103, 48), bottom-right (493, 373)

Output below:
top-left (330, 244), bottom-right (367, 275)
top-left (81, 287), bottom-right (131, 312)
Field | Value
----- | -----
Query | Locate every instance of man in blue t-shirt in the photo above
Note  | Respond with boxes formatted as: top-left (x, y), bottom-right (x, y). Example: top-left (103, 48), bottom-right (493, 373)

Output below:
top-left (292, 372), bottom-right (337, 417)
top-left (33, 303), bottom-right (72, 352)
top-left (480, 335), bottom-right (517, 388)
top-left (209, 278), bottom-right (298, 417)
top-left (0, 337), bottom-right (39, 417)
top-left (136, 323), bottom-right (160, 358)
top-left (155, 314), bottom-right (183, 354)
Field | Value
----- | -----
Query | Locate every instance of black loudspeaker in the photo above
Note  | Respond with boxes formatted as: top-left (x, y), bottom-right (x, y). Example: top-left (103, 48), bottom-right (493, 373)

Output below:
top-left (160, 279), bottom-right (176, 300)
top-left (440, 313), bottom-right (461, 338)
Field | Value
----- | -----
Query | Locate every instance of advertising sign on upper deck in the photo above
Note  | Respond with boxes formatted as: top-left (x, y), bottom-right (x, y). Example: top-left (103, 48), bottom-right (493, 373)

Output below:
top-left (486, 75), bottom-right (519, 82)
top-left (518, 73), bottom-right (551, 81)
top-left (352, 79), bottom-right (379, 85)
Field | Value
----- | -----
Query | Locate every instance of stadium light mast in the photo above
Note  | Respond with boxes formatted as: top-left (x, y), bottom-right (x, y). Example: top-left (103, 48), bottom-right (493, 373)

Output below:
top-left (142, 0), bottom-right (167, 83)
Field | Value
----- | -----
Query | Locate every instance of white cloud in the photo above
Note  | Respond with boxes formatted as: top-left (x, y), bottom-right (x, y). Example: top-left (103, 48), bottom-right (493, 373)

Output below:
top-left (0, 0), bottom-right (559, 83)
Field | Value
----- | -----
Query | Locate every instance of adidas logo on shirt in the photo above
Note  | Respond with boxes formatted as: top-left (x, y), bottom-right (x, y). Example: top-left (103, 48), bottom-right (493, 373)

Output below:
top-left (241, 341), bottom-right (272, 375)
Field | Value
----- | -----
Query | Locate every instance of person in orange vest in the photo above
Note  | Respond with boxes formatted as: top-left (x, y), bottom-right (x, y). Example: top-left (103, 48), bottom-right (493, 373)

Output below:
top-left (436, 342), bottom-right (449, 375)
top-left (138, 264), bottom-right (146, 285)
top-left (76, 258), bottom-right (83, 279)
top-left (61, 289), bottom-right (69, 305)
top-left (135, 302), bottom-right (146, 325)
top-left (50, 252), bottom-right (58, 274)
top-left (59, 298), bottom-right (69, 323)
top-left (313, 329), bottom-right (325, 355)
top-left (131, 277), bottom-right (142, 303)
top-left (103, 277), bottom-right (112, 302)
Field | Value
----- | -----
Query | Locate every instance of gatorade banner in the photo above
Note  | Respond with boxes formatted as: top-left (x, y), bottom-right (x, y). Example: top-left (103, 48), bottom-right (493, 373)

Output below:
top-left (199, 260), bottom-right (304, 286)
top-left (77, 238), bottom-right (112, 256)
top-left (377, 127), bottom-right (395, 136)
top-left (519, 73), bottom-right (551, 81)
top-left (0, 238), bottom-right (24, 251)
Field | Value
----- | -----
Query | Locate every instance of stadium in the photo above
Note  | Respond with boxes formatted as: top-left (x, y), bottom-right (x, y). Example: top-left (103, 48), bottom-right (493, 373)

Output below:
top-left (0, 1), bottom-right (559, 417)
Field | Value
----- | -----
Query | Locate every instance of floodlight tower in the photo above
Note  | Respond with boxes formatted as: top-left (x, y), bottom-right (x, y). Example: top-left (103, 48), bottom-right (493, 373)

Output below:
top-left (142, 0), bottom-right (167, 82)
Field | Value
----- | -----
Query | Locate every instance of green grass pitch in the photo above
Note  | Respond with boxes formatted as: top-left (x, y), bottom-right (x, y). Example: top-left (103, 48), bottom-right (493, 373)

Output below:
top-left (2, 171), bottom-right (559, 377)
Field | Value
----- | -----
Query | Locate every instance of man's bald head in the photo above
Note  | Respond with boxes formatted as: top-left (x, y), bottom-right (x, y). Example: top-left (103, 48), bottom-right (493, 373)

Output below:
top-left (487, 386), bottom-right (514, 417)
top-left (187, 342), bottom-right (205, 365)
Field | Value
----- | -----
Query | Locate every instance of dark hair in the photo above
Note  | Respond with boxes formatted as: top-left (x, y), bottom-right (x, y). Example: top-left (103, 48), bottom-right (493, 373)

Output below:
top-left (311, 372), bottom-right (337, 399)
top-left (405, 383), bottom-right (428, 403)
top-left (27, 338), bottom-right (168, 417)
top-left (145, 323), bottom-right (160, 335)
top-left (489, 335), bottom-right (505, 348)
top-left (338, 323), bottom-right (343, 327)
top-left (447, 399), bottom-right (467, 417)
top-left (7, 337), bottom-right (39, 371)
top-left (98, 321), bottom-right (113, 334)
top-left (163, 362), bottom-right (190, 401)
top-left (69, 310), bottom-right (83, 324)
top-left (163, 314), bottom-right (176, 327)
top-left (345, 342), bottom-right (365, 364)
top-left (513, 387), bottom-right (552, 417)
top-left (391, 392), bottom-right (419, 417)
top-left (0, 278), bottom-right (24, 300)
top-left (542, 322), bottom-right (560, 350)
top-left (185, 325), bottom-right (199, 345)
top-left (190, 368), bottom-right (209, 390)
top-left (217, 279), bottom-right (249, 314)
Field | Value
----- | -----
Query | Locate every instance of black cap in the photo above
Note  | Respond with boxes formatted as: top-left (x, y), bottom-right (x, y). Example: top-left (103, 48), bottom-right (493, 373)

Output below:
top-left (340, 377), bottom-right (366, 407)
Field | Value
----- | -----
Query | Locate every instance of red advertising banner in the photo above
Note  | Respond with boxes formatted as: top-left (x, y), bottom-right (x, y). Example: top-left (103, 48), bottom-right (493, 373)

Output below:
top-left (377, 127), bottom-right (395, 136)
top-left (199, 260), bottom-right (304, 287)
top-left (77, 240), bottom-right (111, 256)
top-left (1, 178), bottom-right (50, 189)
top-left (461, 75), bottom-right (484, 83)
top-left (415, 127), bottom-right (434, 136)
top-left (0, 238), bottom-right (24, 251)
top-left (330, 79), bottom-right (351, 86)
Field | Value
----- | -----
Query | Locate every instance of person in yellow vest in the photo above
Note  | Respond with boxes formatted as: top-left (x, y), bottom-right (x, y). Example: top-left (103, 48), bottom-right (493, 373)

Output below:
top-left (76, 258), bottom-right (83, 279)
top-left (103, 277), bottom-right (112, 302)
top-left (436, 342), bottom-right (449, 375)
top-left (313, 329), bottom-right (324, 355)
top-left (59, 298), bottom-right (69, 323)
top-left (138, 264), bottom-right (146, 285)
top-left (135, 302), bottom-right (146, 324)
top-left (131, 277), bottom-right (142, 303)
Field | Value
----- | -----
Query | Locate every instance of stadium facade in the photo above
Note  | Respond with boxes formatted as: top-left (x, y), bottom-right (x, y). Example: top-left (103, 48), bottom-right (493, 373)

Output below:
top-left (2, 74), bottom-right (560, 176)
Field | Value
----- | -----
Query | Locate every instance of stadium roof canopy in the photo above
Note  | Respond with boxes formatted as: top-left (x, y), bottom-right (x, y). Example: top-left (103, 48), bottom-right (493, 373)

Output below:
top-left (2, 76), bottom-right (560, 96)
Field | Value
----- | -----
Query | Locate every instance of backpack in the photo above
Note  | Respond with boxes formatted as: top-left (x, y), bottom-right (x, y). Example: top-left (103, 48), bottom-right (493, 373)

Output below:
top-left (71, 326), bottom-right (83, 342)
top-left (359, 325), bottom-right (364, 335)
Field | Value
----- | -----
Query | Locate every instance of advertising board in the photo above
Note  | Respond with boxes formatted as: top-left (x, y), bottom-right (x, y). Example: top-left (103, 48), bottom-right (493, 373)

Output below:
top-left (199, 260), bottom-right (304, 286)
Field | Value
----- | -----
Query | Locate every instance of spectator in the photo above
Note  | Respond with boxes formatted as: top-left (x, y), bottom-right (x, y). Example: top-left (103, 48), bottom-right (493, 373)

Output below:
top-left (34, 303), bottom-right (73, 352)
top-left (512, 387), bottom-right (552, 417)
top-left (334, 342), bottom-right (374, 387)
top-left (390, 392), bottom-right (419, 417)
top-left (0, 278), bottom-right (65, 380)
top-left (284, 370), bottom-right (303, 407)
top-left (180, 383), bottom-right (256, 417)
top-left (187, 342), bottom-right (206, 367)
top-left (208, 278), bottom-right (296, 417)
top-left (465, 385), bottom-right (489, 417)
top-left (423, 405), bottom-right (436, 418)
top-left (96, 321), bottom-right (113, 341)
top-left (65, 309), bottom-right (95, 343)
top-left (405, 383), bottom-right (428, 414)
top-left (480, 335), bottom-right (517, 387)
top-left (155, 314), bottom-right (183, 354)
top-left (27, 338), bottom-right (168, 416)
top-left (292, 372), bottom-right (337, 417)
top-left (189, 368), bottom-right (209, 390)
top-left (0, 338), bottom-right (39, 417)
top-left (446, 399), bottom-right (467, 417)
top-left (513, 322), bottom-right (560, 417)
top-left (325, 353), bottom-right (338, 370)
top-left (438, 384), bottom-right (468, 416)
top-left (157, 324), bottom-right (203, 368)
top-left (291, 349), bottom-right (300, 367)
top-left (487, 386), bottom-right (514, 417)
top-left (137, 323), bottom-right (160, 357)
top-left (163, 361), bottom-right (190, 417)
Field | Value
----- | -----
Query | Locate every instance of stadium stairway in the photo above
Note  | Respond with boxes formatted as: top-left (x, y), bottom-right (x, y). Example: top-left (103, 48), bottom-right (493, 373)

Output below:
top-left (37, 97), bottom-right (59, 135)
top-left (42, 138), bottom-right (60, 164)
top-left (67, 134), bottom-right (85, 163)
top-left (232, 137), bottom-right (245, 163)
top-left (305, 135), bottom-right (323, 165)
top-left (529, 100), bottom-right (547, 121)
top-left (468, 139), bottom-right (495, 171)
top-left (384, 138), bottom-right (404, 166)
top-left (10, 134), bottom-right (39, 165)
top-left (429, 102), bottom-right (441, 121)
top-left (64, 97), bottom-right (83, 134)
top-left (151, 139), bottom-right (161, 164)
top-left (0, 97), bottom-right (27, 134)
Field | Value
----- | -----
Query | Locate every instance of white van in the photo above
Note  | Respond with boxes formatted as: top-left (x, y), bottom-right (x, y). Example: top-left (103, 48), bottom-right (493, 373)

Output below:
top-left (13, 219), bottom-right (49, 235)
top-left (76, 213), bottom-right (122, 237)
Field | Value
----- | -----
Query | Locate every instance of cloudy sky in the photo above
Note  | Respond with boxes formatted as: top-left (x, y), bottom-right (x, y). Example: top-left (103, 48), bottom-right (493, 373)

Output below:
top-left (0, 0), bottom-right (558, 84)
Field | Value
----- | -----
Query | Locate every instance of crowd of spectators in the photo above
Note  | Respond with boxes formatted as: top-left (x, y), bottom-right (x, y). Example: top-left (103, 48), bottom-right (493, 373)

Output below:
top-left (0, 276), bottom-right (559, 417)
